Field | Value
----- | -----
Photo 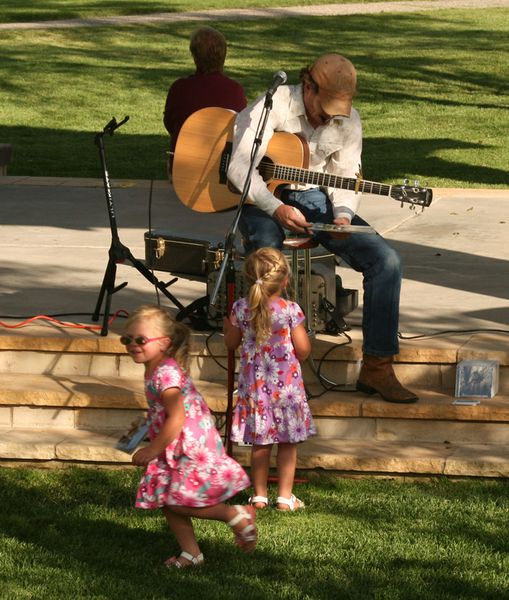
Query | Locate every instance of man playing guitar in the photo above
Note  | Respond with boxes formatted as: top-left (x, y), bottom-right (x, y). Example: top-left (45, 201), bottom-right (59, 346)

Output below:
top-left (227, 53), bottom-right (418, 404)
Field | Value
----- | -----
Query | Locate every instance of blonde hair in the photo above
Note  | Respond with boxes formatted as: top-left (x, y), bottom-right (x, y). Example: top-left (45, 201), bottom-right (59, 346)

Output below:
top-left (124, 305), bottom-right (192, 371)
top-left (243, 247), bottom-right (290, 345)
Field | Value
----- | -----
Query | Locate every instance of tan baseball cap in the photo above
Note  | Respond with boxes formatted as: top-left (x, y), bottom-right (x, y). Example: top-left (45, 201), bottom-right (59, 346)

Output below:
top-left (309, 53), bottom-right (357, 116)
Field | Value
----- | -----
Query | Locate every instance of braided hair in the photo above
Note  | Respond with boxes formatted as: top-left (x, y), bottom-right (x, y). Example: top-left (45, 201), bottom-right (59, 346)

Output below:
top-left (243, 248), bottom-right (291, 345)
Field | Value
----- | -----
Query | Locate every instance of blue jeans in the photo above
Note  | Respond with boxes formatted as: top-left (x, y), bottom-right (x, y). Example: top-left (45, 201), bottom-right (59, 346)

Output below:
top-left (239, 188), bottom-right (402, 356)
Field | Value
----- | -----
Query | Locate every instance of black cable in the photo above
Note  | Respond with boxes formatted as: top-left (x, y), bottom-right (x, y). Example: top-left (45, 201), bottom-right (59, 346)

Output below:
top-left (399, 328), bottom-right (509, 339)
top-left (306, 331), bottom-right (356, 398)
top-left (205, 328), bottom-right (230, 373)
top-left (307, 324), bottom-right (509, 397)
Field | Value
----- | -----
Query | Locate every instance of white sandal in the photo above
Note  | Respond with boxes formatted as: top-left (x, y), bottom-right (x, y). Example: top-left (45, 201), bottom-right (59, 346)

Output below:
top-left (164, 551), bottom-right (204, 568)
top-left (227, 505), bottom-right (257, 553)
top-left (248, 495), bottom-right (269, 509)
top-left (276, 494), bottom-right (305, 511)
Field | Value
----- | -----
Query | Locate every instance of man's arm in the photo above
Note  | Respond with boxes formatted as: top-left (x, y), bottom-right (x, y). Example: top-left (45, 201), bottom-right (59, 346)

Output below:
top-left (228, 90), bottom-right (310, 232)
top-left (227, 93), bottom-right (282, 215)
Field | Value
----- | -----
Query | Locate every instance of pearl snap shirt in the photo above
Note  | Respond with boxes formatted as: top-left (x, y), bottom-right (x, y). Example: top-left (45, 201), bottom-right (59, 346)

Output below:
top-left (228, 83), bottom-right (363, 221)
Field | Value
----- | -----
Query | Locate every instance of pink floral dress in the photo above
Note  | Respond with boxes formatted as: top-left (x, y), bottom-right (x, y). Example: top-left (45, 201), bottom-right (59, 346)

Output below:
top-left (230, 297), bottom-right (316, 445)
top-left (135, 357), bottom-right (250, 509)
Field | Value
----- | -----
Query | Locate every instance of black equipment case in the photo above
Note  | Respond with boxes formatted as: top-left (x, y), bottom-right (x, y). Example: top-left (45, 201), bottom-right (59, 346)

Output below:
top-left (144, 230), bottom-right (223, 278)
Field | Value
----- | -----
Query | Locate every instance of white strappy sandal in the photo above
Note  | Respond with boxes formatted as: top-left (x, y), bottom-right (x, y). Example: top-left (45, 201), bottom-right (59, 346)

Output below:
top-left (248, 495), bottom-right (269, 509)
top-left (276, 494), bottom-right (305, 511)
top-left (228, 505), bottom-right (258, 553)
top-left (164, 551), bottom-right (204, 568)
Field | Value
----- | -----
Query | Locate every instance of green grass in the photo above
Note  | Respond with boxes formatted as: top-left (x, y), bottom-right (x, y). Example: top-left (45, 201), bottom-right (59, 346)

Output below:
top-left (0, 6), bottom-right (508, 188)
top-left (0, 0), bottom-right (423, 24)
top-left (0, 467), bottom-right (508, 599)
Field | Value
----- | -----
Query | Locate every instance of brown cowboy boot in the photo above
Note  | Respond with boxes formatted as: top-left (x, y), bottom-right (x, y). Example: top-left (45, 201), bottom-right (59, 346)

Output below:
top-left (356, 354), bottom-right (418, 403)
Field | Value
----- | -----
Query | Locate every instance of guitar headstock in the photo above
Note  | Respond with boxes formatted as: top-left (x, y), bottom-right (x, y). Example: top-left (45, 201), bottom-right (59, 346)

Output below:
top-left (391, 180), bottom-right (433, 210)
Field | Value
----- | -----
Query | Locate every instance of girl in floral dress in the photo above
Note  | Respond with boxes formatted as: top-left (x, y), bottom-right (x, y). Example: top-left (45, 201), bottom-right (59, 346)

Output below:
top-left (123, 305), bottom-right (257, 568)
top-left (223, 248), bottom-right (316, 511)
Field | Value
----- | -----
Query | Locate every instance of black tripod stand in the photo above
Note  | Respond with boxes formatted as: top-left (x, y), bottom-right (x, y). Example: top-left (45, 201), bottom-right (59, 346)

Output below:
top-left (91, 116), bottom-right (205, 335)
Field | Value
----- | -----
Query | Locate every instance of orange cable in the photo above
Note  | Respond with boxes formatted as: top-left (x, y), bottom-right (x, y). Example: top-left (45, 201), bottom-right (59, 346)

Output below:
top-left (0, 309), bottom-right (129, 331)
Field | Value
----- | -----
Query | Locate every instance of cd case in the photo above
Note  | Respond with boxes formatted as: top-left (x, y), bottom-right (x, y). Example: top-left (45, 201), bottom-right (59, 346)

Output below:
top-left (308, 223), bottom-right (376, 234)
top-left (455, 360), bottom-right (499, 399)
top-left (116, 418), bottom-right (148, 454)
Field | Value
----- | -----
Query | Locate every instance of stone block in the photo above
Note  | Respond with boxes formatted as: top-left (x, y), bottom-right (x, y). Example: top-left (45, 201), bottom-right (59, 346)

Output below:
top-left (313, 416), bottom-right (376, 439)
top-left (87, 354), bottom-right (121, 377)
top-left (235, 439), bottom-right (450, 475)
top-left (302, 359), bottom-right (361, 387)
top-left (0, 350), bottom-right (57, 374)
top-left (296, 439), bottom-right (450, 474)
top-left (444, 444), bottom-right (509, 477)
top-left (118, 355), bottom-right (144, 378)
top-left (0, 349), bottom-right (127, 378)
top-left (13, 406), bottom-right (75, 428)
top-left (55, 430), bottom-right (131, 462)
top-left (308, 395), bottom-right (362, 417)
top-left (189, 354), bottom-right (231, 382)
top-left (0, 407), bottom-right (12, 427)
top-left (0, 373), bottom-right (146, 409)
top-left (0, 428), bottom-right (66, 459)
top-left (376, 418), bottom-right (509, 445)
top-left (75, 408), bottom-right (145, 431)
top-left (393, 363), bottom-right (442, 387)
top-left (39, 353), bottom-right (94, 376)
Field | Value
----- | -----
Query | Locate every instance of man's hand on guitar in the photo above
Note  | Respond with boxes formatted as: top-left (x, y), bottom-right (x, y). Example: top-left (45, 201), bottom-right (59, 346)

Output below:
top-left (274, 205), bottom-right (310, 234)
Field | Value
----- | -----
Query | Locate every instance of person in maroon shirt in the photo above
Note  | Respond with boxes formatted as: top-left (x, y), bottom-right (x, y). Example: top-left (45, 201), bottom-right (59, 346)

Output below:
top-left (164, 26), bottom-right (247, 179)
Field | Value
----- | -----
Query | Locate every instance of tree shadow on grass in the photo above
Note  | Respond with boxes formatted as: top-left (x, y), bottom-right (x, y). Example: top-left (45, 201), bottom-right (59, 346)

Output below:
top-left (0, 124), bottom-right (169, 180)
top-left (0, 1), bottom-right (180, 24)
top-left (1, 123), bottom-right (507, 187)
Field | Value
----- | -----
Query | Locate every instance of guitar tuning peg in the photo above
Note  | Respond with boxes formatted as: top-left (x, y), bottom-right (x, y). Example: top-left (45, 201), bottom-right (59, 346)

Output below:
top-left (403, 178), bottom-right (409, 185)
top-left (414, 180), bottom-right (420, 187)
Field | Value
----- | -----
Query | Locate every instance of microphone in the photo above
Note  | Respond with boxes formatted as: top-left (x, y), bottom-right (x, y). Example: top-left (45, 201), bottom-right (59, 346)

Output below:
top-left (266, 71), bottom-right (287, 99)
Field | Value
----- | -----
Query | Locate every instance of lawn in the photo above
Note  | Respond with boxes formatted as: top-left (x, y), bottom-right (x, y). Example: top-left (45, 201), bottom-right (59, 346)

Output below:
top-left (0, 0), bottom-right (426, 23)
top-left (0, 467), bottom-right (508, 599)
top-left (0, 6), bottom-right (508, 187)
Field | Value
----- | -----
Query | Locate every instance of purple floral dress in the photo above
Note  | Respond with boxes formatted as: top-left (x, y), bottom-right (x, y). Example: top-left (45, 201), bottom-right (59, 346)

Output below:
top-left (135, 357), bottom-right (250, 509)
top-left (230, 297), bottom-right (316, 445)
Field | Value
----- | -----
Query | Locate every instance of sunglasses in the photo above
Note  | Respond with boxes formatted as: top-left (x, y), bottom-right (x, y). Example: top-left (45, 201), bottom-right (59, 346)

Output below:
top-left (120, 335), bottom-right (168, 346)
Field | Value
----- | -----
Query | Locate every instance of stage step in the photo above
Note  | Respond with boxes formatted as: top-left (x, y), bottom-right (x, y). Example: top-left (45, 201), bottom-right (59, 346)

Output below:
top-left (1, 330), bottom-right (508, 387)
top-left (1, 373), bottom-right (508, 476)
top-left (0, 328), bottom-right (508, 476)
top-left (1, 428), bottom-right (508, 478)
top-left (1, 373), bottom-right (508, 427)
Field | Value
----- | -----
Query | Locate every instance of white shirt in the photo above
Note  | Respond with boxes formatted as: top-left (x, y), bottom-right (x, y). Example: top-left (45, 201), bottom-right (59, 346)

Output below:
top-left (228, 83), bottom-right (363, 221)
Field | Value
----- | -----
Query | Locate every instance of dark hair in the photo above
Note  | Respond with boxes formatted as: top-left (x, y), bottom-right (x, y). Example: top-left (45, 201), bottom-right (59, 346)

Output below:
top-left (299, 67), bottom-right (319, 93)
top-left (190, 26), bottom-right (227, 74)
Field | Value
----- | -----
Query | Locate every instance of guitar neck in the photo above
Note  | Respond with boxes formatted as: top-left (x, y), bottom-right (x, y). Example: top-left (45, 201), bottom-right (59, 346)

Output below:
top-left (273, 163), bottom-right (392, 197)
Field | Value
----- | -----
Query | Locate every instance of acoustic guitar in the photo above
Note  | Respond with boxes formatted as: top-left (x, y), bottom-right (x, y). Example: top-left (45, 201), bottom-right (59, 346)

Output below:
top-left (172, 107), bottom-right (433, 213)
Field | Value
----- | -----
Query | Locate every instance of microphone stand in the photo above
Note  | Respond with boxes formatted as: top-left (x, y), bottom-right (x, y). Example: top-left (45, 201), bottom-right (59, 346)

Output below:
top-left (210, 92), bottom-right (277, 455)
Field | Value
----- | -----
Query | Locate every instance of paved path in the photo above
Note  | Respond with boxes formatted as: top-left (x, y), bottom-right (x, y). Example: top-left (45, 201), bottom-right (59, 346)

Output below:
top-left (0, 176), bottom-right (507, 339)
top-left (1, 0), bottom-right (508, 30)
